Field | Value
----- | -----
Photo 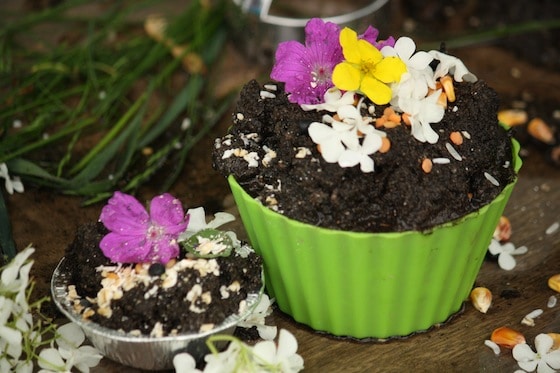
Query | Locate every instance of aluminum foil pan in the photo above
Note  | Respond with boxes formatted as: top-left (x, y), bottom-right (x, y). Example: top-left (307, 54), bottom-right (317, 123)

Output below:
top-left (51, 257), bottom-right (264, 371)
top-left (230, 0), bottom-right (390, 63)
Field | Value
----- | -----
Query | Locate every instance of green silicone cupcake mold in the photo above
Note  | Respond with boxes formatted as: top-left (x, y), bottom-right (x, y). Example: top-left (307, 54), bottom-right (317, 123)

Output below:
top-left (228, 139), bottom-right (522, 339)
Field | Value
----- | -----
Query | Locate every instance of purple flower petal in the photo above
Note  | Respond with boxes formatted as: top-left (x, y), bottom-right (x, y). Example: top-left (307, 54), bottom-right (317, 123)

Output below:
top-left (270, 18), bottom-right (343, 105)
top-left (147, 234), bottom-right (180, 263)
top-left (98, 191), bottom-right (188, 264)
top-left (99, 232), bottom-right (149, 263)
top-left (149, 193), bottom-right (188, 235)
top-left (99, 192), bottom-right (149, 234)
top-left (360, 25), bottom-right (395, 49)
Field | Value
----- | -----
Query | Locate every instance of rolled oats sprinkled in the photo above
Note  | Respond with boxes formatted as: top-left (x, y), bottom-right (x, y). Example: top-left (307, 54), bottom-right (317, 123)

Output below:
top-left (484, 340), bottom-right (501, 355)
top-left (220, 285), bottom-right (230, 299)
top-left (150, 322), bottom-right (164, 338)
top-left (295, 147), bottom-right (312, 158)
top-left (199, 323), bottom-right (215, 333)
top-left (236, 112), bottom-right (244, 121)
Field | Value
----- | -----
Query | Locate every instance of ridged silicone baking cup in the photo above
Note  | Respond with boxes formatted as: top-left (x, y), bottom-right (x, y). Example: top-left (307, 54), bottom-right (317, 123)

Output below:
top-left (228, 139), bottom-right (521, 339)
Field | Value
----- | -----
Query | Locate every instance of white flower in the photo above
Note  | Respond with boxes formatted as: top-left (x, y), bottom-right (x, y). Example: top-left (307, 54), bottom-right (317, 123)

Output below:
top-left (513, 333), bottom-right (560, 373)
top-left (308, 101), bottom-right (385, 171)
top-left (488, 239), bottom-right (528, 270)
top-left (429, 50), bottom-right (478, 83)
top-left (0, 163), bottom-right (24, 195)
top-left (300, 88), bottom-right (356, 112)
top-left (237, 294), bottom-right (277, 340)
top-left (173, 353), bottom-right (202, 373)
top-left (38, 323), bottom-right (103, 373)
top-left (398, 90), bottom-right (444, 144)
top-left (381, 37), bottom-right (435, 103)
top-left (338, 132), bottom-right (382, 173)
top-left (252, 329), bottom-right (304, 372)
top-left (308, 121), bottom-right (348, 163)
top-left (203, 341), bottom-right (243, 373)
top-left (1, 246), bottom-right (34, 311)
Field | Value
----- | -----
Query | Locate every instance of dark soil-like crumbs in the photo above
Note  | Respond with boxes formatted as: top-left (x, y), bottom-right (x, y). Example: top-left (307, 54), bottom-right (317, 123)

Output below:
top-left (61, 222), bottom-right (263, 336)
top-left (213, 80), bottom-right (516, 232)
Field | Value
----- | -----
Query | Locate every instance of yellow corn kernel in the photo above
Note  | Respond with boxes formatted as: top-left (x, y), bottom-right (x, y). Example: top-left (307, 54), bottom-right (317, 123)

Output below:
top-left (470, 287), bottom-right (492, 313)
top-left (491, 326), bottom-right (526, 349)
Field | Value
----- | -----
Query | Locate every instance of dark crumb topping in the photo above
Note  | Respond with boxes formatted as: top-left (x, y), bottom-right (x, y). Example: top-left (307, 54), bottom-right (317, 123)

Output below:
top-left (213, 80), bottom-right (516, 232)
top-left (61, 223), bottom-right (262, 336)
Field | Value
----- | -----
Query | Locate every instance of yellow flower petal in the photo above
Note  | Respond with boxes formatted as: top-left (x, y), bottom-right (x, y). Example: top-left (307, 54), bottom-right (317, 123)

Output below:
top-left (373, 56), bottom-right (407, 83)
top-left (339, 28), bottom-right (361, 63)
top-left (332, 62), bottom-right (361, 91)
top-left (357, 39), bottom-right (382, 64)
top-left (360, 75), bottom-right (393, 105)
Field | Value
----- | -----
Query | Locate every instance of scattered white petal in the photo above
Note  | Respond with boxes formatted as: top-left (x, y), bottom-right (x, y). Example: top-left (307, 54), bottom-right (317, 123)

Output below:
top-left (545, 222), bottom-right (559, 235)
top-left (488, 239), bottom-right (528, 270)
top-left (484, 339), bottom-right (501, 355)
top-left (547, 295), bottom-right (557, 308)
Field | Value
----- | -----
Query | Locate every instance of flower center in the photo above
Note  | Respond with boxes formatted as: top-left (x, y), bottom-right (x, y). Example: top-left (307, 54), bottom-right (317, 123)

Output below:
top-left (311, 65), bottom-right (330, 88)
top-left (147, 224), bottom-right (164, 240)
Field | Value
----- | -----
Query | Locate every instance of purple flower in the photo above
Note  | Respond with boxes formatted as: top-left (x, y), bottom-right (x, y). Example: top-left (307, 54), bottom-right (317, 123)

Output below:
top-left (360, 25), bottom-right (395, 50)
top-left (270, 18), bottom-right (395, 105)
top-left (271, 18), bottom-right (343, 105)
top-left (99, 192), bottom-right (188, 264)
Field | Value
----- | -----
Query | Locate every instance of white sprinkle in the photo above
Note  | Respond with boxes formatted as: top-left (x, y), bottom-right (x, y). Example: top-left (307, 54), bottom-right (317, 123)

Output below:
top-left (13, 119), bottom-right (23, 128)
top-left (545, 221), bottom-right (559, 235)
top-left (503, 161), bottom-right (510, 168)
top-left (445, 142), bottom-right (462, 161)
top-left (484, 340), bottom-right (500, 355)
top-left (236, 112), bottom-right (245, 121)
top-left (547, 295), bottom-right (557, 308)
top-left (310, 81), bottom-right (318, 88)
top-left (432, 157), bottom-right (451, 164)
top-left (525, 308), bottom-right (544, 319)
top-left (260, 90), bottom-right (276, 99)
top-left (452, 105), bottom-right (458, 112)
top-left (368, 105), bottom-right (375, 115)
top-left (264, 84), bottom-right (277, 91)
top-left (484, 172), bottom-right (500, 186)
top-left (98, 90), bottom-right (106, 100)
top-left (461, 130), bottom-right (471, 139)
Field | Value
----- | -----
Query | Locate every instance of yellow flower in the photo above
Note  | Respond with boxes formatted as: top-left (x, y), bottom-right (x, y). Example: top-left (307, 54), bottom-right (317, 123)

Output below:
top-left (332, 27), bottom-right (407, 105)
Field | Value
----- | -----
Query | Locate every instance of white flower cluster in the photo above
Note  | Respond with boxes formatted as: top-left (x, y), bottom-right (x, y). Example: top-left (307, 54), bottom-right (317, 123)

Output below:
top-left (174, 328), bottom-right (304, 373)
top-left (303, 37), bottom-right (477, 172)
top-left (0, 247), bottom-right (102, 372)
top-left (174, 294), bottom-right (303, 373)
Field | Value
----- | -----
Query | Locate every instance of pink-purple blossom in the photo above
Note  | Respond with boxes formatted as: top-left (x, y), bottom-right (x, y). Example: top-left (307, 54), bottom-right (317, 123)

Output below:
top-left (99, 192), bottom-right (188, 264)
top-left (270, 18), bottom-right (395, 105)
top-left (271, 18), bottom-right (342, 105)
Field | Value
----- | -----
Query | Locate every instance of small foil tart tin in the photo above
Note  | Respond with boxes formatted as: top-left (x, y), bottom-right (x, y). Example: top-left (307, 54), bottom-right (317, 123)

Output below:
top-left (51, 257), bottom-right (264, 371)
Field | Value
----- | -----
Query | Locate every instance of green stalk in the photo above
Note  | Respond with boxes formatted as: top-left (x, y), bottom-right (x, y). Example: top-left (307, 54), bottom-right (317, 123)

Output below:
top-left (69, 91), bottom-right (148, 175)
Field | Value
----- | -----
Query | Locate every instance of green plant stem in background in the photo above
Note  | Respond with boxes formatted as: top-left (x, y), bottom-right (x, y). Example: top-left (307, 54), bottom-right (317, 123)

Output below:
top-left (0, 0), bottom-right (232, 258)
